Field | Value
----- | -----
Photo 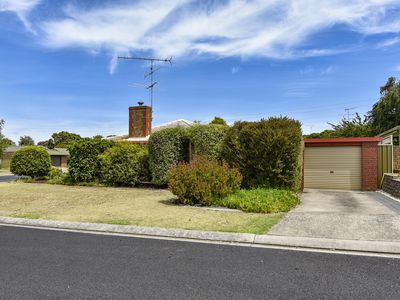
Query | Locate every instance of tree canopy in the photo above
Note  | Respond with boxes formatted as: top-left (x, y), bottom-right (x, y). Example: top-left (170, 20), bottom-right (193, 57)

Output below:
top-left (209, 116), bottom-right (228, 126)
top-left (19, 136), bottom-right (35, 146)
top-left (52, 131), bottom-right (82, 147)
top-left (367, 76), bottom-right (400, 134)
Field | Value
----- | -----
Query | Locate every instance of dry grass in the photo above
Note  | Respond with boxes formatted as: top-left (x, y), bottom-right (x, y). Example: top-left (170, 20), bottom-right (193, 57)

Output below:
top-left (0, 182), bottom-right (283, 234)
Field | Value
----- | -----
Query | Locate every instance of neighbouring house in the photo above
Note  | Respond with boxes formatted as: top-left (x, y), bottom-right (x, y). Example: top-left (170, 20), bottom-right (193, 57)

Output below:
top-left (0, 146), bottom-right (69, 169)
top-left (378, 125), bottom-right (400, 173)
top-left (303, 137), bottom-right (383, 191)
top-left (106, 102), bottom-right (194, 143)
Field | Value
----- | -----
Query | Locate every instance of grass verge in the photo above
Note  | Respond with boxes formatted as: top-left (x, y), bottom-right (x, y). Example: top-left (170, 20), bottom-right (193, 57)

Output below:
top-left (0, 182), bottom-right (284, 234)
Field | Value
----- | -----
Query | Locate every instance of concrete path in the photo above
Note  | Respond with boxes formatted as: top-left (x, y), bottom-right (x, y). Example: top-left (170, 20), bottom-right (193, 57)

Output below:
top-left (268, 189), bottom-right (400, 241)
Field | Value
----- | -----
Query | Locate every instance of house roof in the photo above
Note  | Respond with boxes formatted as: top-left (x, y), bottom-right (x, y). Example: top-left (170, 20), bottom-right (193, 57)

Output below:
top-left (377, 125), bottom-right (400, 137)
top-left (304, 137), bottom-right (383, 144)
top-left (106, 119), bottom-right (194, 141)
top-left (4, 146), bottom-right (69, 156)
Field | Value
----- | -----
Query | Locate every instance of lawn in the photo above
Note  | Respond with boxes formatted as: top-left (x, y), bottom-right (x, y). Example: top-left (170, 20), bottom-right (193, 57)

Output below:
top-left (0, 182), bottom-right (283, 234)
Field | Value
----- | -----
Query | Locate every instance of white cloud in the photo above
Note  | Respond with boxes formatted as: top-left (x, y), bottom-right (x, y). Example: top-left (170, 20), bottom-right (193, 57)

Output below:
top-left (378, 37), bottom-right (400, 48)
top-left (321, 66), bottom-right (334, 75)
top-left (0, 0), bottom-right (40, 33)
top-left (3, 0), bottom-right (400, 67)
top-left (231, 66), bottom-right (240, 74)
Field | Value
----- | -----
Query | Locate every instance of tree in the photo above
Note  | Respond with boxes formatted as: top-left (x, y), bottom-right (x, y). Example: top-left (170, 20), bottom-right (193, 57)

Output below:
top-left (37, 140), bottom-right (49, 147)
top-left (0, 119), bottom-right (4, 157)
top-left (2, 137), bottom-right (14, 147)
top-left (19, 135), bottom-right (34, 146)
top-left (92, 135), bottom-right (103, 140)
top-left (52, 131), bottom-right (81, 148)
top-left (47, 138), bottom-right (55, 149)
top-left (367, 76), bottom-right (400, 134)
top-left (209, 116), bottom-right (228, 126)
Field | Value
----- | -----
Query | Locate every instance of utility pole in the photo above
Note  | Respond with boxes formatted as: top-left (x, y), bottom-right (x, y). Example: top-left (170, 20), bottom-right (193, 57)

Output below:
top-left (118, 56), bottom-right (172, 115)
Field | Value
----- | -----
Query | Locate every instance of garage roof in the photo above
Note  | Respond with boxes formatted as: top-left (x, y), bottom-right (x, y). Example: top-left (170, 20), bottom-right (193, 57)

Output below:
top-left (304, 137), bottom-right (383, 143)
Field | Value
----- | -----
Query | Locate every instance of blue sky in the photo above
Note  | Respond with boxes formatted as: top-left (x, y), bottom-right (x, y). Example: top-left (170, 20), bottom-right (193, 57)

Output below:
top-left (1, 0), bottom-right (400, 143)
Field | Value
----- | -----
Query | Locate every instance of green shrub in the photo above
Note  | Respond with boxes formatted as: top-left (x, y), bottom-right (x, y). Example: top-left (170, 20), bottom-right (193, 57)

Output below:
top-left (217, 188), bottom-right (299, 213)
top-left (167, 156), bottom-right (242, 206)
top-left (188, 124), bottom-right (228, 161)
top-left (100, 143), bottom-right (149, 186)
top-left (68, 138), bottom-right (114, 183)
top-left (221, 117), bottom-right (303, 190)
top-left (47, 167), bottom-right (66, 184)
top-left (10, 146), bottom-right (51, 178)
top-left (148, 127), bottom-right (190, 185)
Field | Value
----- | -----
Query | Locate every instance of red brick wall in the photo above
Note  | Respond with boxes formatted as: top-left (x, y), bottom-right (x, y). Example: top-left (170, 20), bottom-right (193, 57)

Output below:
top-left (394, 146), bottom-right (400, 173)
top-left (129, 105), bottom-right (152, 138)
top-left (362, 142), bottom-right (378, 191)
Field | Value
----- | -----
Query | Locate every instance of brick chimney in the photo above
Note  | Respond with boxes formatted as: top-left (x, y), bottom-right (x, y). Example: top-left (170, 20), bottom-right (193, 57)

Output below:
top-left (129, 102), bottom-right (152, 138)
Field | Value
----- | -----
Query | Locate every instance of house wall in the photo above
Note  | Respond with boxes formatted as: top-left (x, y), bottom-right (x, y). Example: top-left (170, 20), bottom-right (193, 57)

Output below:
top-left (61, 155), bottom-right (68, 168)
top-left (362, 142), bottom-right (378, 191)
top-left (394, 146), bottom-right (400, 173)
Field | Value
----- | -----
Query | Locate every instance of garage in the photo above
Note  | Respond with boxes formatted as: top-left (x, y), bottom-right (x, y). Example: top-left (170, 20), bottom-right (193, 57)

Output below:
top-left (303, 137), bottom-right (383, 191)
top-left (304, 146), bottom-right (362, 190)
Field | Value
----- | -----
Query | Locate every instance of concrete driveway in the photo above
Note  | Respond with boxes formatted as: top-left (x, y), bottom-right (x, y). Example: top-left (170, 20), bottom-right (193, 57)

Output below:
top-left (268, 189), bottom-right (400, 241)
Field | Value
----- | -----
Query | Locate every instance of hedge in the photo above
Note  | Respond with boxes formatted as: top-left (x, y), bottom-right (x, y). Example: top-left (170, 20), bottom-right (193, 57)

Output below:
top-left (148, 127), bottom-right (190, 185)
top-left (188, 124), bottom-right (228, 161)
top-left (221, 117), bottom-right (303, 190)
top-left (167, 155), bottom-right (242, 206)
top-left (100, 143), bottom-right (149, 186)
top-left (10, 146), bottom-right (51, 178)
top-left (68, 138), bottom-right (114, 183)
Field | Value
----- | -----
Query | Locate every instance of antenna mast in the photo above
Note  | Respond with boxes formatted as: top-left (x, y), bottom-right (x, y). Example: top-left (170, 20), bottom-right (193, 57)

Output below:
top-left (118, 56), bottom-right (172, 115)
top-left (344, 107), bottom-right (356, 120)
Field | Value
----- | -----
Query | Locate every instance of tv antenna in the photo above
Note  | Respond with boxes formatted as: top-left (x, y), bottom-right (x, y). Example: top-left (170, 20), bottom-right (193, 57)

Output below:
top-left (118, 56), bottom-right (172, 114)
top-left (344, 107), bottom-right (356, 120)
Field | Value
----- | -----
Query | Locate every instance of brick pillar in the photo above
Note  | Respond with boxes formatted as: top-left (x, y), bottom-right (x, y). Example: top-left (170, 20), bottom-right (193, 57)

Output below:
top-left (362, 142), bottom-right (378, 191)
top-left (129, 104), bottom-right (152, 138)
top-left (393, 146), bottom-right (400, 173)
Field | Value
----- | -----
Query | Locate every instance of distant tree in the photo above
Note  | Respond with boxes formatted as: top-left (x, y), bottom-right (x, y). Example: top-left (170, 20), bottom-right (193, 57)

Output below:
top-left (19, 135), bottom-right (35, 146)
top-left (47, 138), bottom-right (55, 149)
top-left (0, 119), bottom-right (4, 157)
top-left (209, 116), bottom-right (228, 126)
top-left (367, 76), bottom-right (400, 134)
top-left (2, 137), bottom-right (15, 147)
top-left (37, 140), bottom-right (49, 147)
top-left (92, 135), bottom-right (103, 140)
top-left (306, 113), bottom-right (373, 138)
top-left (51, 131), bottom-right (81, 148)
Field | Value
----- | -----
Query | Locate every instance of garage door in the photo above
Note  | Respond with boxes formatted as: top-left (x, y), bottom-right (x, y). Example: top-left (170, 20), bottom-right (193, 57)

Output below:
top-left (304, 146), bottom-right (362, 190)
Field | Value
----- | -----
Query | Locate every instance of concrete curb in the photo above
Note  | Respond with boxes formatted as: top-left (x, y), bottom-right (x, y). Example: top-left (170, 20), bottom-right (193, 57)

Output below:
top-left (1, 216), bottom-right (400, 255)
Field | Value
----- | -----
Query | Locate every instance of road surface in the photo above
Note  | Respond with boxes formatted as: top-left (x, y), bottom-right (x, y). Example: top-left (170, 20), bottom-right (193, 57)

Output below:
top-left (0, 226), bottom-right (399, 299)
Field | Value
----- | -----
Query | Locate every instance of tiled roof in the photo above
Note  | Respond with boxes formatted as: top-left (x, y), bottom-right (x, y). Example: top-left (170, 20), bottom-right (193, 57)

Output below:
top-left (4, 146), bottom-right (69, 156)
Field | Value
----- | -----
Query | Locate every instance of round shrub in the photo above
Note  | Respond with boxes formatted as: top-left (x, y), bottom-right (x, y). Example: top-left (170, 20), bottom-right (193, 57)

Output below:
top-left (167, 155), bottom-right (242, 206)
top-left (148, 127), bottom-right (190, 185)
top-left (10, 146), bottom-right (51, 178)
top-left (68, 138), bottom-right (114, 183)
top-left (222, 117), bottom-right (303, 190)
top-left (100, 143), bottom-right (149, 186)
top-left (188, 124), bottom-right (228, 161)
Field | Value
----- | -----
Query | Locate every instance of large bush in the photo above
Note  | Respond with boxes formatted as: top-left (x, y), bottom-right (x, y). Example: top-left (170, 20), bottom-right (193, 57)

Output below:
top-left (100, 143), bottom-right (149, 186)
top-left (221, 117), bottom-right (303, 190)
top-left (10, 146), bottom-right (51, 178)
top-left (68, 138), bottom-right (114, 183)
top-left (167, 156), bottom-right (242, 206)
top-left (217, 188), bottom-right (299, 213)
top-left (188, 124), bottom-right (228, 161)
top-left (148, 127), bottom-right (190, 185)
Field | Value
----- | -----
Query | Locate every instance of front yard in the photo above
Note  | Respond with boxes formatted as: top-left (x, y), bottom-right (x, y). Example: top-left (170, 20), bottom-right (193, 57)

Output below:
top-left (0, 182), bottom-right (283, 234)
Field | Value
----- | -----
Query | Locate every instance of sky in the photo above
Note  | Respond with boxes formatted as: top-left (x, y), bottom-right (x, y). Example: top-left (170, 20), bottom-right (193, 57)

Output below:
top-left (1, 0), bottom-right (400, 143)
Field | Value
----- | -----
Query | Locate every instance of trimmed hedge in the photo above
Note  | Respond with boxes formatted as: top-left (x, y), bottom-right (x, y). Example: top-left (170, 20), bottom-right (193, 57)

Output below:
top-left (10, 146), bottom-right (51, 178)
top-left (68, 138), bottom-right (114, 183)
top-left (221, 117), bottom-right (303, 190)
top-left (100, 143), bottom-right (149, 186)
top-left (148, 127), bottom-right (190, 185)
top-left (167, 156), bottom-right (242, 206)
top-left (188, 124), bottom-right (228, 161)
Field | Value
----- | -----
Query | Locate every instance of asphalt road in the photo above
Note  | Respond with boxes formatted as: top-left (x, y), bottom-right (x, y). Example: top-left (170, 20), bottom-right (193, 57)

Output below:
top-left (0, 175), bottom-right (18, 182)
top-left (0, 226), bottom-right (400, 299)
